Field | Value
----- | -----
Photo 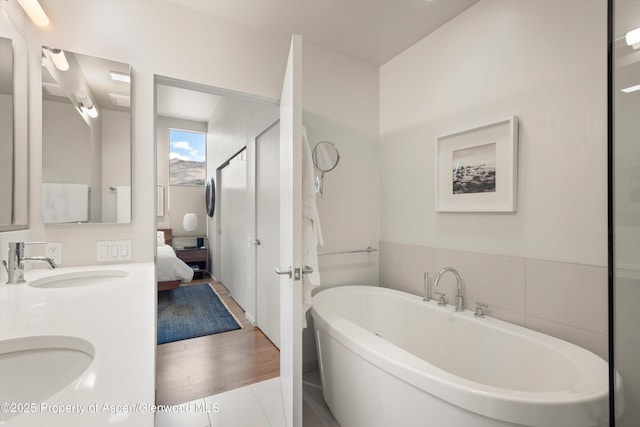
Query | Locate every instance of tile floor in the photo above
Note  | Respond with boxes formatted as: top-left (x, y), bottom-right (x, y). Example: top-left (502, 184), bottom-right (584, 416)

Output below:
top-left (155, 377), bottom-right (285, 427)
top-left (155, 372), bottom-right (340, 427)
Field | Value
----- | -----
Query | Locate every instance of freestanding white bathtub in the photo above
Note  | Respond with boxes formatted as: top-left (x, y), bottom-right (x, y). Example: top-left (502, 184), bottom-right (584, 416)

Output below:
top-left (311, 285), bottom-right (620, 427)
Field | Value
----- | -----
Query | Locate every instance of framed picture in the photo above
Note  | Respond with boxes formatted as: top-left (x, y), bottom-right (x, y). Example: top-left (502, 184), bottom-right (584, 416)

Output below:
top-left (436, 116), bottom-right (519, 212)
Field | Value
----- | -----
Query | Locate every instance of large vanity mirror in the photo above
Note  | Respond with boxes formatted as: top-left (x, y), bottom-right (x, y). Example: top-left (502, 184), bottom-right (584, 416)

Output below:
top-left (42, 48), bottom-right (131, 224)
top-left (0, 11), bottom-right (28, 231)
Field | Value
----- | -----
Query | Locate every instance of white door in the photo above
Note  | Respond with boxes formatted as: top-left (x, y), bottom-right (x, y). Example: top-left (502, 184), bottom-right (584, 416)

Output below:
top-left (220, 152), bottom-right (253, 318)
top-left (256, 121), bottom-right (281, 347)
top-left (278, 35), bottom-right (303, 427)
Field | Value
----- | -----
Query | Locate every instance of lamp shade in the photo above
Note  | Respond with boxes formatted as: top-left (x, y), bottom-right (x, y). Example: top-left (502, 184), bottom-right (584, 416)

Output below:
top-left (183, 213), bottom-right (198, 233)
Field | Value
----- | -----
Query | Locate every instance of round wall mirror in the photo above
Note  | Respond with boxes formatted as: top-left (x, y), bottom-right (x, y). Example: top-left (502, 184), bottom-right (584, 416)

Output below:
top-left (205, 176), bottom-right (215, 217)
top-left (312, 141), bottom-right (340, 172)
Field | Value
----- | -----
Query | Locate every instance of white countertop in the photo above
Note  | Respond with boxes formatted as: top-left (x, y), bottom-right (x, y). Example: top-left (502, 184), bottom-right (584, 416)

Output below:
top-left (0, 263), bottom-right (156, 427)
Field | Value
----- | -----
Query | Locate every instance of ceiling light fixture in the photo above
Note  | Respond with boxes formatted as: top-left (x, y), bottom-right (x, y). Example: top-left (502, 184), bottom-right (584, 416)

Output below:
top-left (110, 71), bottom-right (130, 84)
top-left (76, 91), bottom-right (99, 118)
top-left (45, 47), bottom-right (69, 71)
top-left (626, 27), bottom-right (640, 49)
top-left (621, 84), bottom-right (640, 94)
top-left (16, 0), bottom-right (49, 27)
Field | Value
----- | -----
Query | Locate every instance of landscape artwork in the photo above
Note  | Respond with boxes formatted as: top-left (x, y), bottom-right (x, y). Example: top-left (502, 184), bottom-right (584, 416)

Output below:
top-left (452, 142), bottom-right (496, 194)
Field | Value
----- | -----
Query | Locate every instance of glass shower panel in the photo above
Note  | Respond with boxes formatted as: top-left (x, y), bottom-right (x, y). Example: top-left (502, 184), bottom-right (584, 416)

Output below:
top-left (613, 0), bottom-right (640, 425)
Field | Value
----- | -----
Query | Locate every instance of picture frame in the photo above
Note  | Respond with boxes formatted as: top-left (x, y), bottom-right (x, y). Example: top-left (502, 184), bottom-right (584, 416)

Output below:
top-left (435, 116), bottom-right (519, 212)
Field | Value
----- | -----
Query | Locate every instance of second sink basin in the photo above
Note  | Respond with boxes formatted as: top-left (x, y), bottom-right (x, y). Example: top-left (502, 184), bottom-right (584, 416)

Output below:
top-left (0, 335), bottom-right (95, 422)
top-left (29, 269), bottom-right (129, 288)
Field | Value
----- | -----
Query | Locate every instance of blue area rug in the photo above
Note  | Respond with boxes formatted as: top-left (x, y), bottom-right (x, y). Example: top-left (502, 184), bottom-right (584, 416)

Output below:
top-left (157, 283), bottom-right (241, 345)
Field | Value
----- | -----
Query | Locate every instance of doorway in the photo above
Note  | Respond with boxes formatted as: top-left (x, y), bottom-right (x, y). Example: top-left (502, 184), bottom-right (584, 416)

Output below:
top-left (154, 76), bottom-right (281, 405)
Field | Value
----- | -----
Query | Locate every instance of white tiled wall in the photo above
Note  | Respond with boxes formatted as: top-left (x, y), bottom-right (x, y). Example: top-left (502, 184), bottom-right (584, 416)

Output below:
top-left (379, 240), bottom-right (608, 360)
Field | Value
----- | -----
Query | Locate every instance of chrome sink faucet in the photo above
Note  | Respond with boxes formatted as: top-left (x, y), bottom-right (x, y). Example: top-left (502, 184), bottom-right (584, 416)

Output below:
top-left (3, 242), bottom-right (57, 284)
top-left (433, 267), bottom-right (464, 311)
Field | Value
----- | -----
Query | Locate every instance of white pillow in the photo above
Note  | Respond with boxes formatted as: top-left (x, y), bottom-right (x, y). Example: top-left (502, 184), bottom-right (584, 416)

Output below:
top-left (157, 231), bottom-right (165, 247)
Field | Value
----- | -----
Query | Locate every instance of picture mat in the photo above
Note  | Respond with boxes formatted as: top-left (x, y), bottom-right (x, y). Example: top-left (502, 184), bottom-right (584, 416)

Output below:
top-left (436, 117), bottom-right (518, 212)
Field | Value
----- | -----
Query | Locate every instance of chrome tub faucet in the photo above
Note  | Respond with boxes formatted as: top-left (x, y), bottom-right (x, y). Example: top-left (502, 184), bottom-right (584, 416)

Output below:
top-left (433, 267), bottom-right (465, 311)
top-left (3, 242), bottom-right (57, 284)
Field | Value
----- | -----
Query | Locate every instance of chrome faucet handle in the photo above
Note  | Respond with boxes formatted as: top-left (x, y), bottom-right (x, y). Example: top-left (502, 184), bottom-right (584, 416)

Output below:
top-left (474, 302), bottom-right (489, 317)
top-left (2, 260), bottom-right (7, 274)
top-left (434, 291), bottom-right (446, 306)
top-left (423, 272), bottom-right (430, 301)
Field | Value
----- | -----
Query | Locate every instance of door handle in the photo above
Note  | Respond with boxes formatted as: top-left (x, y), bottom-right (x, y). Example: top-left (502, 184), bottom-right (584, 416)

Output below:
top-left (252, 239), bottom-right (261, 246)
top-left (275, 266), bottom-right (313, 280)
top-left (275, 267), bottom-right (292, 278)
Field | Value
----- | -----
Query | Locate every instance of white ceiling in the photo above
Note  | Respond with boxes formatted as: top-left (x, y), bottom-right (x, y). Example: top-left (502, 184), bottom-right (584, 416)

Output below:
top-left (166, 0), bottom-right (479, 66)
top-left (159, 0), bottom-right (478, 121)
top-left (157, 85), bottom-right (223, 123)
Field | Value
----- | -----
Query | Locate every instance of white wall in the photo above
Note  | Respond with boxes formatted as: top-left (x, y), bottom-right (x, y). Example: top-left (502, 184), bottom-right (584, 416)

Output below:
top-left (378, 0), bottom-right (608, 359)
top-left (101, 109), bottom-right (131, 223)
top-left (1, 0), bottom-right (291, 266)
top-left (42, 100), bottom-right (91, 184)
top-left (303, 43), bottom-right (381, 289)
top-left (156, 115), bottom-right (207, 237)
top-left (380, 0), bottom-right (607, 267)
top-left (300, 43), bottom-right (380, 372)
top-left (206, 96), bottom-right (279, 280)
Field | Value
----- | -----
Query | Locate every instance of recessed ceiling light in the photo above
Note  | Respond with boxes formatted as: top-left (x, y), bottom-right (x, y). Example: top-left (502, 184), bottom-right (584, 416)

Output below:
top-left (109, 93), bottom-right (130, 107)
top-left (110, 71), bottom-right (130, 84)
top-left (42, 82), bottom-right (66, 97)
top-left (621, 84), bottom-right (640, 94)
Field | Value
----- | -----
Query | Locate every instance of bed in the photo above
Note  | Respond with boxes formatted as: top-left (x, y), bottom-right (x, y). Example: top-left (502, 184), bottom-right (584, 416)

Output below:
top-left (157, 228), bottom-right (194, 291)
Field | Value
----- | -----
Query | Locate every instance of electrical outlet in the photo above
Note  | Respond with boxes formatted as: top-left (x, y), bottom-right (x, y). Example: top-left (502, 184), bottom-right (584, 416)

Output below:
top-left (46, 242), bottom-right (63, 265)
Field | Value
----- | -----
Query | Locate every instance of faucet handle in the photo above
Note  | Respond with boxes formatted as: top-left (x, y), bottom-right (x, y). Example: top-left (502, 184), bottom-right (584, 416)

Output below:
top-left (474, 302), bottom-right (489, 317)
top-left (423, 272), bottom-right (430, 301)
top-left (434, 291), bottom-right (447, 306)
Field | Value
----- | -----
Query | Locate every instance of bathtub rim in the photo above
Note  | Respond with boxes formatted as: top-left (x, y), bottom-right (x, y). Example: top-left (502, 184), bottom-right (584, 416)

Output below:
top-left (311, 285), bottom-right (613, 427)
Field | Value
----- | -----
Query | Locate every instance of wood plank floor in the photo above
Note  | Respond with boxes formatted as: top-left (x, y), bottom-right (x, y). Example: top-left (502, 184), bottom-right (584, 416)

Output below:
top-left (156, 278), bottom-right (280, 405)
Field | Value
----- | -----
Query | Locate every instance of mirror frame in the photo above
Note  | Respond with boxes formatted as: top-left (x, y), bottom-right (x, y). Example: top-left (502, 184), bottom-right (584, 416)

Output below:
top-left (206, 176), bottom-right (216, 217)
top-left (0, 14), bottom-right (28, 232)
top-left (312, 141), bottom-right (341, 173)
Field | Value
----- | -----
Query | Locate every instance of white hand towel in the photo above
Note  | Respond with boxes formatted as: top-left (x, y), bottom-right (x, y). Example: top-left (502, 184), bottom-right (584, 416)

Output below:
top-left (42, 183), bottom-right (89, 223)
top-left (301, 126), bottom-right (323, 328)
top-left (116, 186), bottom-right (131, 223)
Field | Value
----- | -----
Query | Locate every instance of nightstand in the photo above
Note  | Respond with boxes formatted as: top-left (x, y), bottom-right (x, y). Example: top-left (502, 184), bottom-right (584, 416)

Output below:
top-left (175, 247), bottom-right (208, 279)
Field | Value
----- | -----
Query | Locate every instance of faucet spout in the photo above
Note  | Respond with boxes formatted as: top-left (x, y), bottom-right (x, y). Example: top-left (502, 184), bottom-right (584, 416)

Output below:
top-left (5, 242), bottom-right (57, 284)
top-left (21, 256), bottom-right (57, 270)
top-left (433, 267), bottom-right (464, 311)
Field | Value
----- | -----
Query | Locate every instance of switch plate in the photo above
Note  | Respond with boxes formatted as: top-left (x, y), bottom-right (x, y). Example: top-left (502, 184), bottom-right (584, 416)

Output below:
top-left (97, 240), bottom-right (132, 262)
top-left (46, 242), bottom-right (63, 265)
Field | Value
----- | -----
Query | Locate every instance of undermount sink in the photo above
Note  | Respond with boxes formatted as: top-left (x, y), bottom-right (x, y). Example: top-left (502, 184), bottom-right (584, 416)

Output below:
top-left (0, 335), bottom-right (94, 422)
top-left (29, 269), bottom-right (129, 288)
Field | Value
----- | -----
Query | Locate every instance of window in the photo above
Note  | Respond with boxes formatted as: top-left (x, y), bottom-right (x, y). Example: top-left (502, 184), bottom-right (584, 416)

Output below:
top-left (169, 129), bottom-right (206, 185)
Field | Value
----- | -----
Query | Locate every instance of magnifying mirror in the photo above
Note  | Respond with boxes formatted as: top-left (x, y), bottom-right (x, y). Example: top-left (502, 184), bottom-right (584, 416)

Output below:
top-left (312, 141), bottom-right (340, 197)
top-left (205, 176), bottom-right (215, 217)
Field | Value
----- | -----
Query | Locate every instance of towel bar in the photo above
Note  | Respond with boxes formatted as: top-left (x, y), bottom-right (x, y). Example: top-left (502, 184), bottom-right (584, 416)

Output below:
top-left (318, 246), bottom-right (377, 256)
